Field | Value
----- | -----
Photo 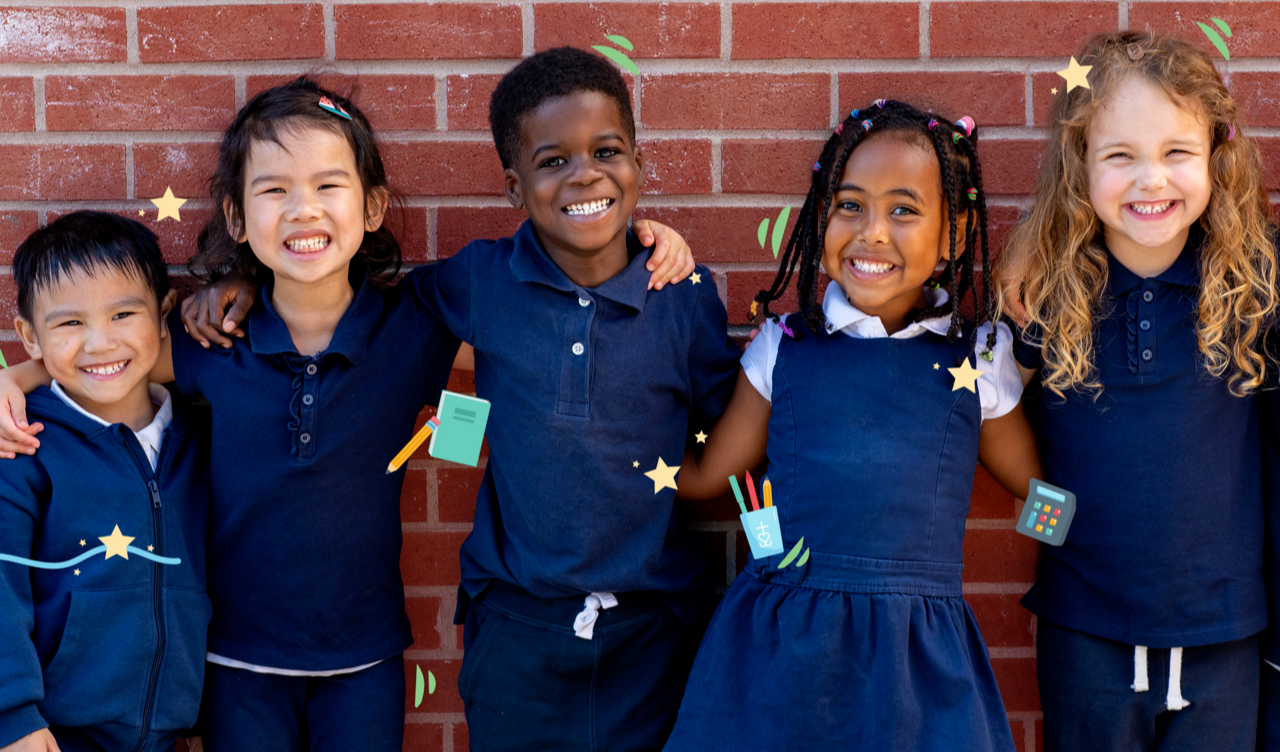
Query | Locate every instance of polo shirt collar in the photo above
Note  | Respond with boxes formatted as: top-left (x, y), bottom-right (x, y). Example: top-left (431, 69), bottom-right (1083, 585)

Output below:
top-left (509, 219), bottom-right (651, 313)
top-left (1107, 225), bottom-right (1204, 297)
top-left (821, 280), bottom-right (952, 339)
top-left (248, 267), bottom-right (380, 364)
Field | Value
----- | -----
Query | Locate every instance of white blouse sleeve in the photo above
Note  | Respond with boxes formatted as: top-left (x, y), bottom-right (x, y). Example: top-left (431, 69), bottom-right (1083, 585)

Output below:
top-left (975, 321), bottom-right (1024, 422)
top-left (740, 318), bottom-right (785, 404)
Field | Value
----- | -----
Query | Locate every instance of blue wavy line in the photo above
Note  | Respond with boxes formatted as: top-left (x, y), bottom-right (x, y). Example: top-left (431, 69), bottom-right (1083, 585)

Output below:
top-left (0, 545), bottom-right (181, 569)
top-left (127, 546), bottom-right (181, 565)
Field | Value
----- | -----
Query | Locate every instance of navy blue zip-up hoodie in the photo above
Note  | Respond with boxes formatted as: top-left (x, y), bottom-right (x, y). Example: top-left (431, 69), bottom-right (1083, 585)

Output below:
top-left (0, 386), bottom-right (210, 750)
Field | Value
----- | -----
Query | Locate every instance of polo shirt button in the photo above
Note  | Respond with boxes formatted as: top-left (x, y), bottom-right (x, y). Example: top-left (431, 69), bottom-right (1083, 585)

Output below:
top-left (1139, 320), bottom-right (1151, 331)
top-left (572, 342), bottom-right (585, 356)
top-left (306, 364), bottom-right (318, 375)
top-left (1142, 290), bottom-right (1154, 303)
top-left (302, 394), bottom-right (314, 405)
top-left (300, 432), bottom-right (312, 444)
top-left (579, 297), bottom-right (591, 307)
top-left (1141, 348), bottom-right (1153, 361)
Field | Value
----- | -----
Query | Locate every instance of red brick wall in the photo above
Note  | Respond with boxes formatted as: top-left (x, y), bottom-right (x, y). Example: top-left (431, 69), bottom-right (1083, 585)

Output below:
top-left (1, 3), bottom-right (1272, 750)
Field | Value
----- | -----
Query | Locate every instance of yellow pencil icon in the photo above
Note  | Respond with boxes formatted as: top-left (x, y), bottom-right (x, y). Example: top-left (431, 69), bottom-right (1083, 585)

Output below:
top-left (763, 477), bottom-right (773, 508)
top-left (386, 416), bottom-right (440, 474)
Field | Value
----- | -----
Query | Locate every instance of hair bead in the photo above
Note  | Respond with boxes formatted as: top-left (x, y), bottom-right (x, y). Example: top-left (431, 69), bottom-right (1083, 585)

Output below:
top-left (861, 119), bottom-right (873, 131)
top-left (967, 187), bottom-right (978, 201)
top-left (834, 122), bottom-right (845, 136)
top-left (927, 119), bottom-right (939, 130)
top-left (955, 116), bottom-right (975, 136)
top-left (873, 99), bottom-right (887, 108)
top-left (813, 161), bottom-right (822, 171)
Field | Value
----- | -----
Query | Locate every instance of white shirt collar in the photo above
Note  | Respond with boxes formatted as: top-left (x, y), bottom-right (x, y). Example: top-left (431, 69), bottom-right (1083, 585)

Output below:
top-left (820, 280), bottom-right (953, 340)
top-left (49, 382), bottom-right (173, 469)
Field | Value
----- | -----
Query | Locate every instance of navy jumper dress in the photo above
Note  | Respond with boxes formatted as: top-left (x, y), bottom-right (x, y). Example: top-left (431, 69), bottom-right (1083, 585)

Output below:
top-left (665, 314), bottom-right (1014, 752)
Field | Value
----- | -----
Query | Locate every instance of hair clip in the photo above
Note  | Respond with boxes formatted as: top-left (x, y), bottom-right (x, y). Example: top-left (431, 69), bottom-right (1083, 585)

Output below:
top-left (874, 99), bottom-right (887, 108)
top-left (955, 116), bottom-right (975, 137)
top-left (750, 301), bottom-right (760, 318)
top-left (1228, 123), bottom-right (1237, 142)
top-left (813, 161), bottom-right (822, 171)
top-left (967, 187), bottom-right (978, 201)
top-left (850, 109), bottom-right (860, 119)
top-left (952, 133), bottom-right (963, 144)
top-left (927, 118), bottom-right (939, 130)
top-left (980, 349), bottom-right (994, 363)
top-left (318, 96), bottom-right (352, 121)
top-left (834, 122), bottom-right (845, 136)
top-left (778, 319), bottom-right (797, 339)
top-left (1127, 43), bottom-right (1144, 61)
top-left (861, 119), bottom-right (873, 131)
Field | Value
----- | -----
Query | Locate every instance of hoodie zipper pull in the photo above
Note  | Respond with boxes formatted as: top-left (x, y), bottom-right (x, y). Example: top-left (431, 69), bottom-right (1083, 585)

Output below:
top-left (148, 480), bottom-right (161, 509)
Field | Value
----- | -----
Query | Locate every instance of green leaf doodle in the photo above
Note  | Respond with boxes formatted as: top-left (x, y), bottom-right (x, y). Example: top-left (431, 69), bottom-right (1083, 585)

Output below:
top-left (605, 35), bottom-right (634, 51)
top-left (1197, 18), bottom-right (1232, 60)
top-left (770, 206), bottom-right (792, 259)
top-left (592, 45), bottom-right (639, 76)
top-left (778, 537), bottom-right (806, 569)
top-left (414, 665), bottom-right (425, 708)
top-left (757, 218), bottom-right (770, 249)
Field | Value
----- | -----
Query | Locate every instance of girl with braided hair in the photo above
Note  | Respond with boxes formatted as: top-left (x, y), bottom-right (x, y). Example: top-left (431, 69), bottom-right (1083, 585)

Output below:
top-left (664, 100), bottom-right (1040, 751)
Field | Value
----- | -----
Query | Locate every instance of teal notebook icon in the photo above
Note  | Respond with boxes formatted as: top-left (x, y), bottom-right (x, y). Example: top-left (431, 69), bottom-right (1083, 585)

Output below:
top-left (428, 390), bottom-right (491, 467)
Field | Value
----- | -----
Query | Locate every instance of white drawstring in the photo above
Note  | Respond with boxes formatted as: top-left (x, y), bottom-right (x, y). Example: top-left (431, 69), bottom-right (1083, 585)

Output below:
top-left (1130, 645), bottom-right (1190, 710)
top-left (572, 592), bottom-right (618, 640)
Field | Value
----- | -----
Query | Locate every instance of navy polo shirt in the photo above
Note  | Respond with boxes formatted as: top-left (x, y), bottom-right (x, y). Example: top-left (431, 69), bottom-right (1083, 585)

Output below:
top-left (1018, 230), bottom-right (1266, 648)
top-left (404, 220), bottom-right (740, 604)
top-left (170, 269), bottom-right (460, 671)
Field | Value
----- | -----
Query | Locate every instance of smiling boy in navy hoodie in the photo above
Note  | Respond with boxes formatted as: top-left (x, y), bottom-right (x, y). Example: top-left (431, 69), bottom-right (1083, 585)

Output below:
top-left (0, 212), bottom-right (210, 752)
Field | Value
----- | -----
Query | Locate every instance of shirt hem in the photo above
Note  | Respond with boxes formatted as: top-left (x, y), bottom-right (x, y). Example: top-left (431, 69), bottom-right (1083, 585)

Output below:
top-left (205, 634), bottom-right (410, 674)
top-left (1024, 599), bottom-right (1268, 648)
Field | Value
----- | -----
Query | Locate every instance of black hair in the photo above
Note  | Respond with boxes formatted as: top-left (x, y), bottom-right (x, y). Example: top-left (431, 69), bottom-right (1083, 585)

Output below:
top-left (489, 46), bottom-right (636, 169)
top-left (14, 211), bottom-right (169, 321)
top-left (191, 76), bottom-right (401, 285)
top-left (754, 99), bottom-right (997, 364)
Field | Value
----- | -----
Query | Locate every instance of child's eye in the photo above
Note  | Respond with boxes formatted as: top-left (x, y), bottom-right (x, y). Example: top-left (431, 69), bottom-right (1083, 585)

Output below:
top-left (836, 200), bottom-right (862, 212)
top-left (56, 319), bottom-right (83, 328)
top-left (539, 157), bottom-right (566, 169)
top-left (595, 148), bottom-right (620, 159)
top-left (891, 206), bottom-right (917, 216)
top-left (112, 311), bottom-right (136, 320)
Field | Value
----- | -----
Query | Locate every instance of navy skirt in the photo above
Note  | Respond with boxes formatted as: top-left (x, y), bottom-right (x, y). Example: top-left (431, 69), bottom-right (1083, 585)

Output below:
top-left (664, 552), bottom-right (1014, 752)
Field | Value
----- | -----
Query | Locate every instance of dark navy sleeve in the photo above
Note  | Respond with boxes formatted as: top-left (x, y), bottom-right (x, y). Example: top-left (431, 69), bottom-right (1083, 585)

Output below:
top-left (0, 460), bottom-right (50, 746)
top-left (407, 287), bottom-right (463, 410)
top-left (686, 268), bottom-right (741, 422)
top-left (1009, 321), bottom-right (1042, 371)
top-left (166, 306), bottom-right (213, 397)
top-left (400, 249), bottom-right (476, 345)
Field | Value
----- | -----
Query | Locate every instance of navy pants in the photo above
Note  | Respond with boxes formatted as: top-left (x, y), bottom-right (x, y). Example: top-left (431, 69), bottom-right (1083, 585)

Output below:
top-left (459, 584), bottom-right (709, 752)
top-left (1037, 619), bottom-right (1258, 752)
top-left (1258, 662), bottom-right (1280, 751)
top-left (47, 726), bottom-right (180, 752)
top-left (199, 655), bottom-right (405, 752)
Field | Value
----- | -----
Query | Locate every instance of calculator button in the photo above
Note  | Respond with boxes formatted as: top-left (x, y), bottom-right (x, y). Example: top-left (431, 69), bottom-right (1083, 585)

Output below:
top-left (1040, 514), bottom-right (1048, 522)
top-left (1054, 509), bottom-right (1061, 516)
top-left (1046, 528), bottom-right (1054, 536)
top-left (1036, 524), bottom-right (1044, 532)
top-left (1034, 502), bottom-right (1042, 510)
top-left (1043, 506), bottom-right (1053, 514)
top-left (1025, 514), bottom-right (1036, 528)
top-left (1049, 519), bottom-right (1057, 526)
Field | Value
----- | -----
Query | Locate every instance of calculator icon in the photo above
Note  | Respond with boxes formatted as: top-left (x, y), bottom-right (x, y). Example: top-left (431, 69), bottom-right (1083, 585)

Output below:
top-left (1016, 479), bottom-right (1076, 547)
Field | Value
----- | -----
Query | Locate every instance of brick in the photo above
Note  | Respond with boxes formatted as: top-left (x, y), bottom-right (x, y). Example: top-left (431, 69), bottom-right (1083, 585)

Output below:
top-left (0, 78), bottom-right (33, 132)
top-left (0, 145), bottom-right (125, 201)
top-left (390, 207), bottom-right (430, 263)
top-left (383, 142), bottom-right (505, 197)
top-left (640, 139), bottom-right (712, 195)
top-left (437, 206), bottom-right (527, 257)
top-left (404, 659), bottom-right (464, 713)
top-left (134, 143), bottom-right (219, 199)
top-left (0, 342), bottom-right (26, 367)
top-left (839, 73), bottom-right (1027, 127)
top-left (966, 593), bottom-right (1034, 648)
top-left (978, 140), bottom-right (1046, 196)
top-left (962, 528), bottom-right (1039, 583)
top-left (631, 207), bottom-right (802, 264)
top-left (335, 4), bottom-right (522, 60)
top-left (247, 74), bottom-right (436, 131)
top-left (986, 205), bottom-right (1024, 262)
top-left (447, 368), bottom-right (477, 396)
top-left (930, 2), bottom-right (1116, 58)
top-left (1129, 3), bottom-right (1280, 58)
top-left (0, 275), bottom-right (14, 326)
top-left (970, 466), bottom-right (1017, 519)
top-left (721, 139), bottom-right (823, 195)
top-left (734, 3), bottom-right (917, 60)
top-left (990, 656), bottom-right (1040, 712)
top-left (403, 722), bottom-right (445, 751)
top-left (401, 531), bottom-right (468, 586)
top-left (139, 5), bottom-right (324, 62)
top-left (447, 74), bottom-right (502, 131)
top-left (641, 74), bottom-right (829, 130)
top-left (1257, 137), bottom-right (1280, 190)
top-left (726, 270), bottom-right (830, 326)
top-left (0, 7), bottom-right (126, 62)
top-left (45, 76), bottom-right (236, 132)
top-left (438, 467), bottom-right (484, 524)
top-left (1232, 72), bottom-right (1280, 127)
top-left (405, 595), bottom-right (444, 650)
top-left (47, 207), bottom-right (212, 265)
top-left (1031, 72), bottom-right (1061, 128)
top-left (455, 722), bottom-right (470, 752)
top-left (693, 530), bottom-right (729, 586)
top-left (401, 467), bottom-right (430, 523)
top-left (536, 3), bottom-right (719, 57)
top-left (0, 211), bottom-right (37, 264)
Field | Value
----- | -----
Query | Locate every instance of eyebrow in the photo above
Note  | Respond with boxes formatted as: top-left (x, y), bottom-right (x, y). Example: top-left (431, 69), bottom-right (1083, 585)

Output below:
top-left (836, 183), bottom-right (925, 203)
top-left (249, 168), bottom-right (352, 187)
top-left (530, 132), bottom-right (627, 161)
top-left (43, 295), bottom-right (151, 324)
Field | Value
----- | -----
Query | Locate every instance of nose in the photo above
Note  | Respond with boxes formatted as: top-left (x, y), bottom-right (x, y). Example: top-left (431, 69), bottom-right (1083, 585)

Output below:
top-left (1134, 157), bottom-right (1169, 192)
top-left (567, 155), bottom-right (605, 186)
top-left (856, 206), bottom-right (890, 245)
top-left (283, 186), bottom-right (323, 222)
top-left (82, 324), bottom-right (119, 355)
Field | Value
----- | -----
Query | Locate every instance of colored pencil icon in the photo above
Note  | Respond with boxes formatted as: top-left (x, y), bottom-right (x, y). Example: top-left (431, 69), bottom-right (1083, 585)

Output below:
top-left (386, 416), bottom-right (440, 474)
top-left (745, 470), bottom-right (761, 511)
top-left (763, 477), bottom-right (773, 508)
top-left (728, 475), bottom-right (748, 515)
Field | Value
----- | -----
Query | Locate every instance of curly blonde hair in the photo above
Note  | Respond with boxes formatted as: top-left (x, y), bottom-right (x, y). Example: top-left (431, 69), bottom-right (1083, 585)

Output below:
top-left (1001, 30), bottom-right (1276, 398)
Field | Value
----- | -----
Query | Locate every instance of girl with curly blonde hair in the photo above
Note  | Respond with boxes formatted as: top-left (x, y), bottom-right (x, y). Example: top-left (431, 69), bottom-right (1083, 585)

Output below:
top-left (998, 30), bottom-right (1276, 752)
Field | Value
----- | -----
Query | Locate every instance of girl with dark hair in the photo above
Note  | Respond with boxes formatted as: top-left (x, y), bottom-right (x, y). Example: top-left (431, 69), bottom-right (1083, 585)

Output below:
top-left (662, 100), bottom-right (1041, 751)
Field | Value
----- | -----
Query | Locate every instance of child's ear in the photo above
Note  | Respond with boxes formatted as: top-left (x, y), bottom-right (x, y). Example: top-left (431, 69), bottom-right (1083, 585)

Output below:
top-left (158, 290), bottom-right (178, 326)
top-left (13, 317), bottom-right (41, 361)
top-left (633, 144), bottom-right (646, 191)
top-left (222, 198), bottom-right (247, 243)
top-left (503, 168), bottom-right (525, 211)
top-left (365, 187), bottom-right (389, 232)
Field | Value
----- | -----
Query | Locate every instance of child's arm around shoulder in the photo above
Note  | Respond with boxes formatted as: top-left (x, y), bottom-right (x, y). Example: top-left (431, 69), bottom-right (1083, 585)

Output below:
top-left (976, 322), bottom-right (1043, 498)
top-left (0, 730), bottom-right (60, 752)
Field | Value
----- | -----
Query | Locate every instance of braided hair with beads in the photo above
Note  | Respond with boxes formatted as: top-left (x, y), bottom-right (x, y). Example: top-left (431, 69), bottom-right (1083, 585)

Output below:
top-left (753, 99), bottom-right (997, 364)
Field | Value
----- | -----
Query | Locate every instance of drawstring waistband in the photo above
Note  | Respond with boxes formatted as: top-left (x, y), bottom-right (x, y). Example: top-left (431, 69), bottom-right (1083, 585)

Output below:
top-left (572, 592), bottom-right (618, 640)
top-left (1131, 645), bottom-right (1191, 711)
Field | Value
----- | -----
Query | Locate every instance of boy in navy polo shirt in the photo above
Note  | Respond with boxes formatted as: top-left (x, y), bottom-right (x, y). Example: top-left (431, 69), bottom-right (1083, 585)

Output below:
top-left (0, 212), bottom-right (209, 752)
top-left (405, 47), bottom-right (741, 750)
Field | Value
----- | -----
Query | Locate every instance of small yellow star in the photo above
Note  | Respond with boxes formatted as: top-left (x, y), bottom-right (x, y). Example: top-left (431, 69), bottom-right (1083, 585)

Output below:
top-left (1050, 87), bottom-right (1058, 95)
top-left (99, 525), bottom-right (135, 560)
top-left (948, 358), bottom-right (985, 393)
top-left (147, 545), bottom-right (154, 552)
top-left (1056, 57), bottom-right (1092, 92)
top-left (690, 272), bottom-right (702, 285)
top-left (695, 431), bottom-right (708, 443)
top-left (644, 457), bottom-right (681, 494)
top-left (150, 186), bottom-right (188, 222)
top-left (137, 210), bottom-right (144, 216)
top-left (932, 363), bottom-right (939, 370)
top-left (79, 539), bottom-right (86, 546)
top-left (633, 460), bottom-right (640, 468)
top-left (73, 569), bottom-right (80, 576)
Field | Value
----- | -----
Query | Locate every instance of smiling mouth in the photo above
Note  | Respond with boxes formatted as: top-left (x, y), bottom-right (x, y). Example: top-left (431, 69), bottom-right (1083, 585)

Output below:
top-left (851, 258), bottom-right (897, 275)
top-left (80, 360), bottom-right (128, 378)
top-left (1127, 200), bottom-right (1177, 217)
top-left (563, 199), bottom-right (614, 216)
top-left (284, 235), bottom-right (331, 253)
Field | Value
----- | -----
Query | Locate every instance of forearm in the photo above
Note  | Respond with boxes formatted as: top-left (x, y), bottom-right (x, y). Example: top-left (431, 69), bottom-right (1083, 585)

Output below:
top-left (4, 362), bottom-right (50, 395)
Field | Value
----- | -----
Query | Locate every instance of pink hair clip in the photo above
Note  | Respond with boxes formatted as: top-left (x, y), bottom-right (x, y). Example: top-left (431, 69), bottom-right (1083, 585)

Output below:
top-left (834, 122), bottom-right (845, 136)
top-left (777, 319), bottom-right (796, 339)
top-left (927, 118), bottom-right (939, 130)
top-left (1228, 123), bottom-right (1237, 142)
top-left (318, 96), bottom-right (352, 121)
top-left (955, 116), bottom-right (975, 137)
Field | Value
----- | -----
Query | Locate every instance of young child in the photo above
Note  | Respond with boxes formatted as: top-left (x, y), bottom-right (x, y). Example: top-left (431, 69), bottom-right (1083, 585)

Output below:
top-left (181, 48), bottom-right (740, 751)
top-left (998, 31), bottom-right (1276, 751)
top-left (0, 212), bottom-right (209, 752)
top-left (662, 100), bottom-right (1041, 751)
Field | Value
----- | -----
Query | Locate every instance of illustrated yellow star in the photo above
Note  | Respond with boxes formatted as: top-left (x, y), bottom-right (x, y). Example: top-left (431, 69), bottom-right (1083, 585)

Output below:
top-left (644, 457), bottom-right (680, 493)
top-left (948, 358), bottom-right (985, 393)
top-left (73, 569), bottom-right (80, 576)
top-left (150, 186), bottom-right (188, 222)
top-left (932, 363), bottom-right (939, 370)
top-left (690, 272), bottom-right (702, 285)
top-left (99, 525), bottom-right (135, 560)
top-left (633, 460), bottom-right (640, 468)
top-left (79, 539), bottom-right (85, 546)
top-left (1050, 87), bottom-right (1058, 95)
top-left (695, 431), bottom-right (708, 443)
top-left (1056, 57), bottom-right (1092, 92)
top-left (147, 545), bottom-right (154, 552)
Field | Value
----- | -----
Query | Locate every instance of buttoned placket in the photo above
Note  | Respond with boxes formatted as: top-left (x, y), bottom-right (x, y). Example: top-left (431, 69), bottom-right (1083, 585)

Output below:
top-left (1135, 283), bottom-right (1157, 375)
top-left (556, 291), bottom-right (596, 418)
top-left (297, 360), bottom-right (320, 458)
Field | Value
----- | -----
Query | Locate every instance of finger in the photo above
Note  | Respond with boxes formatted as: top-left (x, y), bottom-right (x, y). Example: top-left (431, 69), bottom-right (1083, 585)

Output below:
top-left (669, 254), bottom-right (694, 284)
top-left (632, 219), bottom-right (656, 252)
top-left (0, 438), bottom-right (35, 456)
top-left (223, 294), bottom-right (254, 335)
top-left (198, 298), bottom-right (234, 349)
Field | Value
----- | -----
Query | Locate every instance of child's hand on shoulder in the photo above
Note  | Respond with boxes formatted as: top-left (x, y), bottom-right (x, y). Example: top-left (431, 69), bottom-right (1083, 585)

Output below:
top-left (180, 275), bottom-right (258, 348)
top-left (0, 369), bottom-right (42, 459)
top-left (0, 729), bottom-right (61, 752)
top-left (634, 219), bottom-right (696, 290)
